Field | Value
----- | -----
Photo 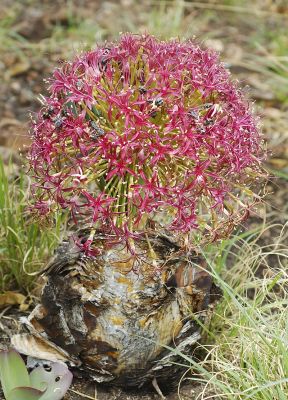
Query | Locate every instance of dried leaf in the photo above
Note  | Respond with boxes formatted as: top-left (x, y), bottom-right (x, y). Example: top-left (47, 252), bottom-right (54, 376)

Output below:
top-left (0, 291), bottom-right (31, 311)
top-left (7, 60), bottom-right (31, 78)
top-left (11, 333), bottom-right (78, 364)
top-left (0, 292), bottom-right (27, 309)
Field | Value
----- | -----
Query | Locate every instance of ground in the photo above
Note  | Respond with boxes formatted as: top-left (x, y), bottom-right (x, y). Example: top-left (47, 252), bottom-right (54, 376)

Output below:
top-left (0, 1), bottom-right (287, 399)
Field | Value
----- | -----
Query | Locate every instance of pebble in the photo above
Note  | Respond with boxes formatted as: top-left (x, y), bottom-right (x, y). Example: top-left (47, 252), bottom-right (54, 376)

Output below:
top-left (19, 88), bottom-right (34, 105)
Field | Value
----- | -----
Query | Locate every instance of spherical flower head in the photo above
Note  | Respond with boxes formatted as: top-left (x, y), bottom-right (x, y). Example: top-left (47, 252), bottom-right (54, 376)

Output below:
top-left (29, 33), bottom-right (266, 248)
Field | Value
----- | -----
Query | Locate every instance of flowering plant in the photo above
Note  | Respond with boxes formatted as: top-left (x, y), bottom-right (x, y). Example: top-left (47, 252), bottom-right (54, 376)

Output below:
top-left (29, 34), bottom-right (266, 251)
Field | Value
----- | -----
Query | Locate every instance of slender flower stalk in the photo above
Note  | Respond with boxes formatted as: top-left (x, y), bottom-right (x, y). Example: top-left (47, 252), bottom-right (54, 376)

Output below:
top-left (28, 34), bottom-right (266, 252)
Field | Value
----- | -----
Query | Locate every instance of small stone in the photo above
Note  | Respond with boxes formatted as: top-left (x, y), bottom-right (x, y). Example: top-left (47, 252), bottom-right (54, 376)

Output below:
top-left (19, 89), bottom-right (34, 105)
top-left (11, 81), bottom-right (22, 94)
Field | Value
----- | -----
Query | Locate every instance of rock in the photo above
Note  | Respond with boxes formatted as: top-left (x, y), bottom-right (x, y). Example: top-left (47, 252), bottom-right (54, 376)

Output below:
top-left (10, 81), bottom-right (22, 94)
top-left (19, 88), bottom-right (34, 105)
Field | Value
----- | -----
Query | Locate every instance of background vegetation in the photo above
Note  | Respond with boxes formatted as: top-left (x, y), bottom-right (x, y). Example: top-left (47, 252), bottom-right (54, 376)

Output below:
top-left (0, 0), bottom-right (287, 399)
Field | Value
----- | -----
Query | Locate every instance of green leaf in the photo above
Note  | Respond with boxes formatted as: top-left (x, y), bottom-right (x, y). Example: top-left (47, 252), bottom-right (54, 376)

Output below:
top-left (0, 349), bottom-right (30, 399)
top-left (7, 386), bottom-right (44, 400)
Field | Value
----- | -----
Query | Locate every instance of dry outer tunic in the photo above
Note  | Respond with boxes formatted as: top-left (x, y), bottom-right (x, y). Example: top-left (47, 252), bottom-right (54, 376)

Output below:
top-left (12, 231), bottom-right (221, 390)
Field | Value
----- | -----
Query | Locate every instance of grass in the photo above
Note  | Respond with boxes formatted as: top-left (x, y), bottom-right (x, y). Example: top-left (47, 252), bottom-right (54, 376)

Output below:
top-left (173, 223), bottom-right (288, 399)
top-left (0, 158), bottom-right (65, 293)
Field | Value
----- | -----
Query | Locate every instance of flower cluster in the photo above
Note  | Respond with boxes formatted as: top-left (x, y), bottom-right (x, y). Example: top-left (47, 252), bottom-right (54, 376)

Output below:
top-left (29, 34), bottom-right (266, 247)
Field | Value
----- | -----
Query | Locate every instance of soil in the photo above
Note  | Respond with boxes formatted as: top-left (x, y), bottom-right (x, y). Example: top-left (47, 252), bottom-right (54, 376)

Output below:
top-left (0, 1), bottom-right (287, 399)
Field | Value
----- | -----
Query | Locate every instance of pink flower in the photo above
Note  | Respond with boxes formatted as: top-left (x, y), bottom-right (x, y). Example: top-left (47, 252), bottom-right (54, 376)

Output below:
top-left (28, 34), bottom-right (266, 247)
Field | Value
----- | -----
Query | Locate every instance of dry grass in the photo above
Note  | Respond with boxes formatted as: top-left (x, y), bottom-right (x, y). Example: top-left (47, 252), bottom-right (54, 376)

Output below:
top-left (174, 222), bottom-right (288, 399)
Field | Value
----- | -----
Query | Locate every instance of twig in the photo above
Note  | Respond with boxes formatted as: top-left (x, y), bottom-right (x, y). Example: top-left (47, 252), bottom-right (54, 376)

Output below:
top-left (152, 377), bottom-right (166, 399)
top-left (69, 387), bottom-right (98, 399)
